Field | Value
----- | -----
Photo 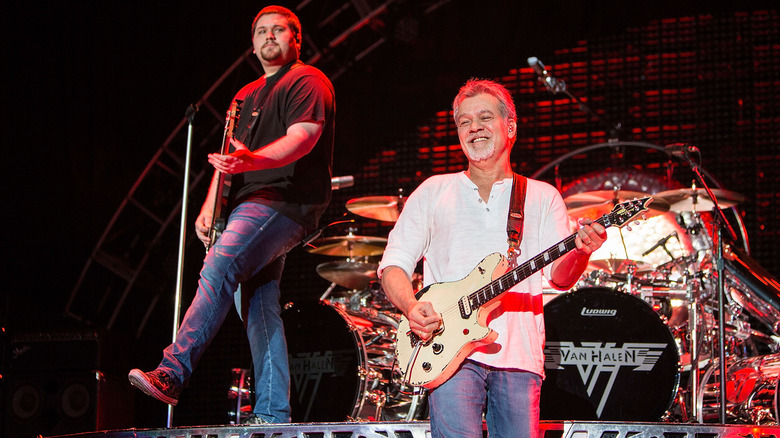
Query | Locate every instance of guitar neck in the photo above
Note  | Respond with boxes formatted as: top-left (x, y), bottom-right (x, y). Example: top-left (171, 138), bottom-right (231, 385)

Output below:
top-left (206, 100), bottom-right (242, 250)
top-left (465, 214), bottom-right (611, 311)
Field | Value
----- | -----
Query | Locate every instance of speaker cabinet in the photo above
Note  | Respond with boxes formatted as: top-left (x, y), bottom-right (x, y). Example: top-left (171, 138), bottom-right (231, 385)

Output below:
top-left (3, 331), bottom-right (133, 438)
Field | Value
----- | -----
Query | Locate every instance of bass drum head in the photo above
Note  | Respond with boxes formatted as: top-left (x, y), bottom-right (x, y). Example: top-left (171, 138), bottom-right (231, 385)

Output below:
top-left (541, 287), bottom-right (680, 421)
top-left (282, 301), bottom-right (364, 422)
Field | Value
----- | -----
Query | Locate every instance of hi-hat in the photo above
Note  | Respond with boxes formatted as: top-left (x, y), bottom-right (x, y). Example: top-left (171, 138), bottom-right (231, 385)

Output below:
top-left (306, 234), bottom-right (388, 257)
top-left (654, 188), bottom-right (744, 212)
top-left (316, 260), bottom-right (378, 290)
top-left (346, 196), bottom-right (403, 222)
top-left (564, 190), bottom-right (670, 219)
top-left (589, 258), bottom-right (653, 274)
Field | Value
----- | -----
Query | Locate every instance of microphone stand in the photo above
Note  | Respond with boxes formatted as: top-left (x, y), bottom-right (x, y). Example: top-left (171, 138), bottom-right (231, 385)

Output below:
top-left (680, 148), bottom-right (738, 424)
top-left (529, 57), bottom-right (624, 141)
top-left (168, 104), bottom-right (198, 427)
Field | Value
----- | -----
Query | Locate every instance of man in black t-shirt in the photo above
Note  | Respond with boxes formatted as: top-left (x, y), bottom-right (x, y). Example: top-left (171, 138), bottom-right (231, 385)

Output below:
top-left (128, 6), bottom-right (335, 424)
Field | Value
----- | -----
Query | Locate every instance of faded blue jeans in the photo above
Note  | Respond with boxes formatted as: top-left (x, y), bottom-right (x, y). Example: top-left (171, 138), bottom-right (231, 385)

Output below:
top-left (428, 360), bottom-right (542, 438)
top-left (159, 202), bottom-right (306, 423)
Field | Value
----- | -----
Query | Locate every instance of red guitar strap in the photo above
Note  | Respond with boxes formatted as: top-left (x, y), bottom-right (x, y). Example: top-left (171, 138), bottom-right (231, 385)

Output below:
top-left (506, 172), bottom-right (527, 267)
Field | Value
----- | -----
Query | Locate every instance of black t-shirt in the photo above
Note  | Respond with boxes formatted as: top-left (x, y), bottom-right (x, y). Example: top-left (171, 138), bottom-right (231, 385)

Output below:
top-left (229, 61), bottom-right (335, 232)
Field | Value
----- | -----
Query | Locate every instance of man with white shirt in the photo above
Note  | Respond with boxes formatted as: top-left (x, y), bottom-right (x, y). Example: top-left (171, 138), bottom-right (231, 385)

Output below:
top-left (379, 79), bottom-right (605, 437)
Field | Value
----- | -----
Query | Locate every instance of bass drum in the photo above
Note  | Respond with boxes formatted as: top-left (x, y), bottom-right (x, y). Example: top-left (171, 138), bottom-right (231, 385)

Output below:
top-left (282, 300), bottom-right (425, 422)
top-left (541, 287), bottom-right (680, 421)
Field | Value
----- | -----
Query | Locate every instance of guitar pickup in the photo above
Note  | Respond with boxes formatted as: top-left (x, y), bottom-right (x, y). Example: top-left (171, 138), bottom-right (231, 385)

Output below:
top-left (458, 296), bottom-right (473, 318)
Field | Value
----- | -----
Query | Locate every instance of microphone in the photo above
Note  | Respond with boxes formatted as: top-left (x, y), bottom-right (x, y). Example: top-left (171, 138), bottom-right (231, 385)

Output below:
top-left (331, 175), bottom-right (354, 190)
top-left (527, 57), bottom-right (566, 94)
top-left (642, 231), bottom-right (678, 257)
top-left (664, 143), bottom-right (699, 157)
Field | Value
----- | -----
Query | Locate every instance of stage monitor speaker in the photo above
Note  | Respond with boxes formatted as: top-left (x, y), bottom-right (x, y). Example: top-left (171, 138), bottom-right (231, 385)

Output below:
top-left (3, 330), bottom-right (133, 438)
top-left (4, 369), bottom-right (133, 438)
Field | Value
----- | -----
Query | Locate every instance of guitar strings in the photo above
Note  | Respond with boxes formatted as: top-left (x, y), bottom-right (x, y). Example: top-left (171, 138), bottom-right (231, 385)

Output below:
top-left (434, 210), bottom-right (622, 319)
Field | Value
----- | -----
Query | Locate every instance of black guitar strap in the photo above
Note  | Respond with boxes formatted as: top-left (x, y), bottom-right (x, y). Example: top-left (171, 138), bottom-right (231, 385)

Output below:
top-left (506, 172), bottom-right (527, 267)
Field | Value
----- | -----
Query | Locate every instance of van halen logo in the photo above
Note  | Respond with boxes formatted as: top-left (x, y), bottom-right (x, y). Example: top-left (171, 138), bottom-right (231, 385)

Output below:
top-left (289, 350), bottom-right (354, 420)
top-left (544, 341), bottom-right (668, 417)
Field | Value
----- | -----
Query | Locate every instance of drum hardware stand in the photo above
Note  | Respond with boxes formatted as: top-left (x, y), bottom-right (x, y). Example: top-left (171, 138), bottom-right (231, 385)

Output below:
top-left (319, 282), bottom-right (339, 302)
top-left (688, 271), bottom-right (703, 422)
top-left (672, 144), bottom-right (739, 424)
top-left (624, 262), bottom-right (636, 295)
top-left (228, 368), bottom-right (252, 424)
top-left (615, 212), bottom-right (636, 294)
top-left (304, 219), bottom-right (357, 302)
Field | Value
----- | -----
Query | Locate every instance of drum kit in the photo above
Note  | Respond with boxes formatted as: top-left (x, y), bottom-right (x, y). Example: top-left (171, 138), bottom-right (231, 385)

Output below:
top-left (273, 175), bottom-right (780, 424)
top-left (282, 193), bottom-right (423, 423)
top-left (543, 184), bottom-right (780, 425)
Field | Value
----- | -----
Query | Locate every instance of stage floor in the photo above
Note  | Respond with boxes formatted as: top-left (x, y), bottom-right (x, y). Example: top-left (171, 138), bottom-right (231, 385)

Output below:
top-left (47, 421), bottom-right (780, 438)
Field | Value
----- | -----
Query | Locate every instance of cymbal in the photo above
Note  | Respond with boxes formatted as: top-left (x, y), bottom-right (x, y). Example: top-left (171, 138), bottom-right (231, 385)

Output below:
top-left (307, 234), bottom-right (388, 257)
top-left (564, 190), bottom-right (670, 219)
top-left (589, 258), bottom-right (653, 274)
top-left (346, 196), bottom-right (402, 222)
top-left (654, 188), bottom-right (744, 212)
top-left (316, 260), bottom-right (378, 290)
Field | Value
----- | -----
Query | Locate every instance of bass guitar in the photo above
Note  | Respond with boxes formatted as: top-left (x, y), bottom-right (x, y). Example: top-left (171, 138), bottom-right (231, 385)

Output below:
top-left (395, 197), bottom-right (652, 389)
top-left (207, 99), bottom-right (242, 250)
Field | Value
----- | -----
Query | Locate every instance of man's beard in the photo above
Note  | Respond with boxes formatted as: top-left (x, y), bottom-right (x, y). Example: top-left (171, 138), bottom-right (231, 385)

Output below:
top-left (260, 44), bottom-right (281, 61)
top-left (464, 141), bottom-right (496, 162)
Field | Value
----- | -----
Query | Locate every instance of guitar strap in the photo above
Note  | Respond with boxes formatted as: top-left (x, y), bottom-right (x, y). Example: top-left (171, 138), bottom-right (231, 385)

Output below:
top-left (506, 172), bottom-right (527, 267)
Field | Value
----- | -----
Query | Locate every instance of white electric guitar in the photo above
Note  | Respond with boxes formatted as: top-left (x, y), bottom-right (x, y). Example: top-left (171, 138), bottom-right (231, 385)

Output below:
top-left (395, 197), bottom-right (652, 389)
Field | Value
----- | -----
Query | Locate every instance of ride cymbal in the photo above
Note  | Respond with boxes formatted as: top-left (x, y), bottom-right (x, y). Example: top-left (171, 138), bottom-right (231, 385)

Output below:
top-left (654, 188), bottom-right (744, 212)
top-left (316, 260), bottom-right (378, 290)
top-left (346, 196), bottom-right (403, 222)
top-left (306, 234), bottom-right (388, 257)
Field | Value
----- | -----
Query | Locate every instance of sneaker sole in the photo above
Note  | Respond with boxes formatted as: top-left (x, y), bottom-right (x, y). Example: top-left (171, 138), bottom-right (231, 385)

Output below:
top-left (128, 369), bottom-right (179, 406)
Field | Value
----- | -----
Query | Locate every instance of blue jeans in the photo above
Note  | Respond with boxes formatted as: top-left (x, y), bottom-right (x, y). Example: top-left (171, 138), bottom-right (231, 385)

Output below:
top-left (159, 202), bottom-right (305, 423)
top-left (428, 360), bottom-right (542, 438)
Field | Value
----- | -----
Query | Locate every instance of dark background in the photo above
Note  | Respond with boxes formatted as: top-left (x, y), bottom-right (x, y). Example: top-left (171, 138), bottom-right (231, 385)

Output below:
top-left (3, 0), bottom-right (778, 435)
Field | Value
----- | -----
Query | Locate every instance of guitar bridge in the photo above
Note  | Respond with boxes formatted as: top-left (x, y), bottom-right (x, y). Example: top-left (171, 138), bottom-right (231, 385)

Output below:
top-left (406, 325), bottom-right (443, 348)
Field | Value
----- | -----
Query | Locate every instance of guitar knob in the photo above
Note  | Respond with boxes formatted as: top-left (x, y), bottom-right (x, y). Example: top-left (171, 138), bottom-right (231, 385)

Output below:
top-left (432, 343), bottom-right (443, 355)
top-left (422, 362), bottom-right (432, 372)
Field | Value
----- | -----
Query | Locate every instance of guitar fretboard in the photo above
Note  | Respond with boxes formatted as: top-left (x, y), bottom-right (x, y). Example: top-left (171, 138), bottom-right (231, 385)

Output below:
top-left (459, 214), bottom-right (614, 318)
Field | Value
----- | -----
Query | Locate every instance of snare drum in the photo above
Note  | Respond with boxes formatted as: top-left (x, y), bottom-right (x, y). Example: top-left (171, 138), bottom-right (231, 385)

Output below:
top-left (541, 287), bottom-right (680, 421)
top-left (282, 301), bottom-right (425, 422)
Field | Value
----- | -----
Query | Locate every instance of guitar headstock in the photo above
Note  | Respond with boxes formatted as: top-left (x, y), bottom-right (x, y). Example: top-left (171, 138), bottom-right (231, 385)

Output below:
top-left (607, 196), bottom-right (652, 228)
top-left (225, 99), bottom-right (243, 139)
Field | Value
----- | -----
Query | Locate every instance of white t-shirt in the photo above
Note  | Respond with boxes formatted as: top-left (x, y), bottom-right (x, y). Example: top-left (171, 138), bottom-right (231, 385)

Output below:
top-left (378, 171), bottom-right (571, 376)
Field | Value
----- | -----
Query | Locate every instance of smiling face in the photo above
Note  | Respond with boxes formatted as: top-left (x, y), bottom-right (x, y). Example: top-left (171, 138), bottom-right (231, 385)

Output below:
top-left (455, 93), bottom-right (517, 163)
top-left (252, 13), bottom-right (300, 69)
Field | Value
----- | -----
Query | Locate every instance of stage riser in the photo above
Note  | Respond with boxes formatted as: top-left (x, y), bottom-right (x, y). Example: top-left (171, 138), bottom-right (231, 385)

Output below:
top-left (43, 421), bottom-right (780, 438)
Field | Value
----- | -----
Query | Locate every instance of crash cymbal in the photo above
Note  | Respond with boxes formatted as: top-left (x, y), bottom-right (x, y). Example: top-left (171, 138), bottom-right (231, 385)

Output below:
top-left (316, 260), bottom-right (378, 290)
top-left (589, 258), bottom-right (653, 274)
top-left (654, 188), bottom-right (744, 212)
top-left (564, 190), bottom-right (670, 219)
top-left (307, 234), bottom-right (388, 257)
top-left (346, 196), bottom-right (403, 222)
